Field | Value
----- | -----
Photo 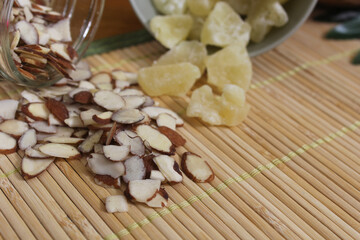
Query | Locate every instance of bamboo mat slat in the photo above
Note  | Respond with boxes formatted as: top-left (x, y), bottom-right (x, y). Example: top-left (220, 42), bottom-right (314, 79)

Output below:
top-left (0, 19), bottom-right (359, 240)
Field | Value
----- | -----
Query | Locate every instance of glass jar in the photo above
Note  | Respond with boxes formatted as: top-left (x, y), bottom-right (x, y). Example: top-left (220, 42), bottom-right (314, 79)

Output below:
top-left (0, 0), bottom-right (105, 87)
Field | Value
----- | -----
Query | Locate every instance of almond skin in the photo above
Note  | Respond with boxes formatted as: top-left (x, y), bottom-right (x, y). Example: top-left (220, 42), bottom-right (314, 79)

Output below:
top-left (181, 152), bottom-right (214, 183)
top-left (94, 174), bottom-right (121, 188)
top-left (158, 126), bottom-right (186, 147)
top-left (73, 91), bottom-right (93, 104)
top-left (45, 98), bottom-right (69, 123)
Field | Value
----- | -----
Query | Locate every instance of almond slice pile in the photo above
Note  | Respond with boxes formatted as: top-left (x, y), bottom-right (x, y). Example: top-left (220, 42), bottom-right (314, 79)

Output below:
top-left (10, 0), bottom-right (78, 81)
top-left (0, 59), bottom-right (214, 213)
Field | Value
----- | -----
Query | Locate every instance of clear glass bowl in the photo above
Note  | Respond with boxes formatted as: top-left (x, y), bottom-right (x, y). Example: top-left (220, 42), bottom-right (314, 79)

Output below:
top-left (0, 0), bottom-right (105, 87)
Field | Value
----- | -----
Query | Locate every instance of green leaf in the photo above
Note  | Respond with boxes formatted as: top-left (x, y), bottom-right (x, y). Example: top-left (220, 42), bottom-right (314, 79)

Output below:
top-left (326, 17), bottom-right (360, 39)
top-left (315, 10), bottom-right (360, 23)
top-left (352, 50), bottom-right (360, 65)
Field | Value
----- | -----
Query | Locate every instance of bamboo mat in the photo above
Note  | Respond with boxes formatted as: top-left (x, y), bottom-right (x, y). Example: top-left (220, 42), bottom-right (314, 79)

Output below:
top-left (0, 19), bottom-right (360, 240)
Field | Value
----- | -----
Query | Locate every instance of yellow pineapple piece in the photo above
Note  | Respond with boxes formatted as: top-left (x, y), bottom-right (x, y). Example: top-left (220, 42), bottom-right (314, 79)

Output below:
top-left (206, 43), bottom-right (252, 91)
top-left (201, 2), bottom-right (251, 47)
top-left (138, 62), bottom-right (200, 96)
top-left (150, 15), bottom-right (193, 48)
top-left (154, 41), bottom-right (207, 73)
top-left (247, 0), bottom-right (288, 43)
top-left (188, 15), bottom-right (205, 40)
top-left (187, 0), bottom-right (218, 17)
top-left (222, 0), bottom-right (251, 15)
top-left (152, 0), bottom-right (187, 15)
top-left (187, 84), bottom-right (250, 126)
top-left (186, 85), bottom-right (222, 125)
top-left (219, 84), bottom-right (250, 126)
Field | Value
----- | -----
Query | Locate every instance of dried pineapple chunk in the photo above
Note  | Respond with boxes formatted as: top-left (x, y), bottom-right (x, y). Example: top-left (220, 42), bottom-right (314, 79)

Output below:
top-left (201, 2), bottom-right (251, 47)
top-left (138, 62), bottom-right (201, 96)
top-left (150, 15), bottom-right (193, 48)
top-left (222, 0), bottom-right (251, 15)
top-left (187, 0), bottom-right (218, 17)
top-left (206, 43), bottom-right (252, 91)
top-left (154, 41), bottom-right (207, 73)
top-left (152, 0), bottom-right (187, 15)
top-left (247, 0), bottom-right (288, 43)
top-left (187, 84), bottom-right (249, 126)
top-left (188, 15), bottom-right (205, 40)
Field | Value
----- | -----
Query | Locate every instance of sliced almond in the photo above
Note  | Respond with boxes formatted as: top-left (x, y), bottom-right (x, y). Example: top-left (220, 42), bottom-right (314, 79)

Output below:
top-left (0, 132), bottom-right (17, 154)
top-left (105, 195), bottom-right (128, 213)
top-left (158, 126), bottom-right (186, 147)
top-left (20, 55), bottom-right (47, 68)
top-left (68, 68), bottom-right (92, 81)
top-left (103, 145), bottom-right (130, 162)
top-left (15, 0), bottom-right (31, 8)
top-left (73, 91), bottom-right (93, 104)
top-left (92, 111), bottom-right (112, 125)
top-left (153, 155), bottom-right (183, 183)
top-left (21, 156), bottom-right (54, 179)
top-left (78, 129), bottom-right (103, 153)
top-left (55, 127), bottom-right (74, 137)
top-left (93, 144), bottom-right (103, 154)
top-left (93, 91), bottom-right (125, 111)
top-left (115, 80), bottom-right (130, 90)
top-left (11, 30), bottom-right (21, 49)
top-left (30, 121), bottom-right (57, 133)
top-left (143, 154), bottom-right (158, 178)
top-left (126, 179), bottom-right (161, 203)
top-left (156, 113), bottom-right (176, 130)
top-left (47, 18), bottom-right (71, 42)
top-left (15, 20), bottom-right (38, 45)
top-left (17, 67), bottom-right (36, 81)
top-left (44, 136), bottom-right (83, 144)
top-left (181, 152), bottom-right (214, 183)
top-left (111, 70), bottom-right (138, 85)
top-left (118, 89), bottom-right (143, 96)
top-left (79, 109), bottom-right (102, 126)
top-left (114, 130), bottom-right (145, 157)
top-left (123, 95), bottom-right (146, 110)
top-left (122, 156), bottom-right (146, 183)
top-left (94, 175), bottom-right (121, 189)
top-left (73, 129), bottom-right (87, 138)
top-left (78, 81), bottom-right (96, 89)
top-left (25, 146), bottom-right (49, 158)
top-left (150, 170), bottom-right (165, 182)
top-left (90, 72), bottom-right (112, 86)
top-left (0, 100), bottom-right (19, 120)
top-left (136, 125), bottom-right (174, 154)
top-left (18, 129), bottom-right (36, 150)
top-left (50, 43), bottom-right (71, 61)
top-left (142, 96), bottom-right (155, 107)
top-left (146, 188), bottom-right (168, 208)
top-left (64, 115), bottom-right (84, 128)
top-left (39, 143), bottom-right (81, 159)
top-left (24, 6), bottom-right (33, 22)
top-left (17, 44), bottom-right (51, 55)
top-left (89, 123), bottom-right (114, 131)
top-left (22, 102), bottom-right (49, 121)
top-left (87, 153), bottom-right (125, 178)
top-left (111, 109), bottom-right (144, 124)
top-left (48, 113), bottom-right (63, 126)
top-left (96, 83), bottom-right (113, 91)
top-left (142, 106), bottom-right (183, 126)
top-left (0, 119), bottom-right (29, 138)
top-left (54, 78), bottom-right (68, 86)
top-left (45, 98), bottom-right (69, 123)
top-left (105, 122), bottom-right (117, 145)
